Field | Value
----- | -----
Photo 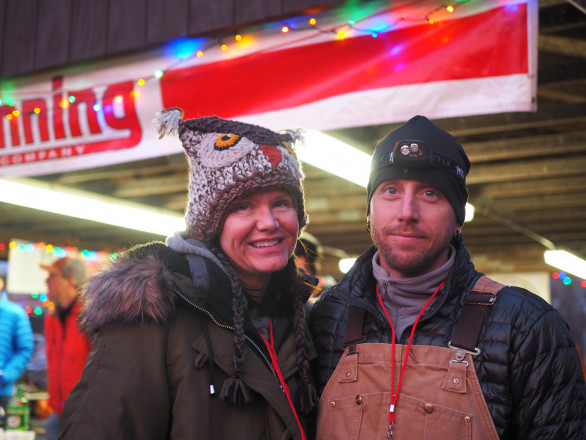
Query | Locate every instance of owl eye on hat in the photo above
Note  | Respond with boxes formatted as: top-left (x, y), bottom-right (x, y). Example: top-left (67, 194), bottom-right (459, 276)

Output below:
top-left (154, 107), bottom-right (307, 241)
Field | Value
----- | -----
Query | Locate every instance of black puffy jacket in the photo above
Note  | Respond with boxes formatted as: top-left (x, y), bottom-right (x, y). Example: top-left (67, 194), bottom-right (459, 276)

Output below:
top-left (309, 237), bottom-right (586, 440)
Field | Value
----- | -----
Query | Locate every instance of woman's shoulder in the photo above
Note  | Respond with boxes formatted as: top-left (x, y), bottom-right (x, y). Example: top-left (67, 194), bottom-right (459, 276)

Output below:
top-left (79, 242), bottom-right (188, 336)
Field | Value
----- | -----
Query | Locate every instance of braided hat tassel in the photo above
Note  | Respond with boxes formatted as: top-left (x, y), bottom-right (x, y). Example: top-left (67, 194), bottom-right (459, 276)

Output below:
top-left (219, 287), bottom-right (253, 408)
top-left (212, 248), bottom-right (254, 408)
top-left (220, 374), bottom-right (253, 408)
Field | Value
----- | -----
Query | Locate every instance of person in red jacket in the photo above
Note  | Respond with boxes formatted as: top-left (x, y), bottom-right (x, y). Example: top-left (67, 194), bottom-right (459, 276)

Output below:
top-left (41, 257), bottom-right (91, 440)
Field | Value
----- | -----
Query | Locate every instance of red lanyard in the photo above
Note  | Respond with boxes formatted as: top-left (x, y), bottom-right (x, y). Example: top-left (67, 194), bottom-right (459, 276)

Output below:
top-left (258, 318), bottom-right (307, 440)
top-left (375, 280), bottom-right (446, 429)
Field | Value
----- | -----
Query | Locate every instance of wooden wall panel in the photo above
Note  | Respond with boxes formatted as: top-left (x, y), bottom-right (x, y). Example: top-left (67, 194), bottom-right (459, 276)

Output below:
top-left (233, 0), bottom-right (281, 26)
top-left (281, 0), bottom-right (343, 15)
top-left (69, 0), bottom-right (108, 62)
top-left (146, 0), bottom-right (189, 45)
top-left (0, 0), bottom-right (346, 78)
top-left (0, 0), bottom-right (5, 73)
top-left (35, 0), bottom-right (72, 72)
top-left (108, 0), bottom-right (147, 54)
top-left (188, 0), bottom-right (234, 36)
top-left (2, 0), bottom-right (37, 77)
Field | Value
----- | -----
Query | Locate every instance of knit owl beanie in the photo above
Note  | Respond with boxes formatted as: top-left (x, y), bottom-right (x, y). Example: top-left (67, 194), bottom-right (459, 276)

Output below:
top-left (155, 107), bottom-right (307, 241)
top-left (155, 108), bottom-right (316, 414)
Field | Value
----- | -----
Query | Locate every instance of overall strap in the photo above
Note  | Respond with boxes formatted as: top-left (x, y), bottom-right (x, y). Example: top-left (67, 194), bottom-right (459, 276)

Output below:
top-left (449, 276), bottom-right (505, 354)
top-left (343, 305), bottom-right (367, 346)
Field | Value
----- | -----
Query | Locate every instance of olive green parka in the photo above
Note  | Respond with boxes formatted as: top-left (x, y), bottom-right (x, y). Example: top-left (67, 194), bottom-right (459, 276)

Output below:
top-left (60, 240), bottom-right (315, 439)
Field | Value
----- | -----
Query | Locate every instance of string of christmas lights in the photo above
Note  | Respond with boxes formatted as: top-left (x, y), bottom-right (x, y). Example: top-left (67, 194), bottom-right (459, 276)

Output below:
top-left (1, 240), bottom-right (117, 317)
top-left (0, 240), bottom-right (116, 261)
top-left (552, 271), bottom-right (586, 288)
top-left (0, 1), bottom-right (470, 119)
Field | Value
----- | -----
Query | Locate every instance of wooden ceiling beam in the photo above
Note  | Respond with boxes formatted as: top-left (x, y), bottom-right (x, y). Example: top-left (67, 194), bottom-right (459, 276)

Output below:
top-left (537, 85), bottom-right (586, 103)
top-left (474, 193), bottom-right (586, 211)
top-left (52, 157), bottom-right (186, 185)
top-left (471, 207), bottom-right (586, 224)
top-left (469, 175), bottom-right (586, 199)
top-left (464, 131), bottom-right (586, 163)
top-left (113, 175), bottom-right (189, 197)
top-left (468, 155), bottom-right (586, 184)
top-left (539, 34), bottom-right (586, 58)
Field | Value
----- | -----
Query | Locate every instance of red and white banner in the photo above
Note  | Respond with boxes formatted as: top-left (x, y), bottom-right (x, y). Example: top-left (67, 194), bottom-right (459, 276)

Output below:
top-left (0, 0), bottom-right (537, 177)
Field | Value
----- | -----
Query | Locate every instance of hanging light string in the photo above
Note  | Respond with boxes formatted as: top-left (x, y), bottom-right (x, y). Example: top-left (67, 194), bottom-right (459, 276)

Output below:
top-left (0, 240), bottom-right (116, 261)
top-left (0, 1), bottom-right (469, 116)
top-left (0, 240), bottom-right (117, 316)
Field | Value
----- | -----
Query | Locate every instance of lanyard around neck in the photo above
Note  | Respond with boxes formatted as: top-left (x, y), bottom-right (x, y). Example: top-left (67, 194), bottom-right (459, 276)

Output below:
top-left (258, 317), bottom-right (307, 440)
top-left (375, 280), bottom-right (446, 432)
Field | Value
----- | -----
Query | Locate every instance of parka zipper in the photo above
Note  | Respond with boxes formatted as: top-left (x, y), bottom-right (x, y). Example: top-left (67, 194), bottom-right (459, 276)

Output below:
top-left (173, 288), bottom-right (283, 391)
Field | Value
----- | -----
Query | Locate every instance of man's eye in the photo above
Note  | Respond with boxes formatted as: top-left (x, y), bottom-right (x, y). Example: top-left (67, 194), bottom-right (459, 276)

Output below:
top-left (424, 189), bottom-right (436, 197)
top-left (386, 187), bottom-right (398, 195)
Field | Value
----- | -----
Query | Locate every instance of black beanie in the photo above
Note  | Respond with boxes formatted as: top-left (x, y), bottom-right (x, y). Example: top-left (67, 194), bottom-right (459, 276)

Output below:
top-left (367, 115), bottom-right (471, 225)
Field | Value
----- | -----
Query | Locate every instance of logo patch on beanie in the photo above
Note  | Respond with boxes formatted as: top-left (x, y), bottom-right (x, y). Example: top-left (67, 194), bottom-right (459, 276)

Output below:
top-left (456, 166), bottom-right (465, 180)
top-left (399, 141), bottom-right (426, 159)
top-left (391, 140), bottom-right (429, 168)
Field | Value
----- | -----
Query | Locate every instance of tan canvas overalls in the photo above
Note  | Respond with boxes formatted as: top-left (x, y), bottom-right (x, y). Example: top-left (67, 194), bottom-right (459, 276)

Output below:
top-left (316, 276), bottom-right (504, 440)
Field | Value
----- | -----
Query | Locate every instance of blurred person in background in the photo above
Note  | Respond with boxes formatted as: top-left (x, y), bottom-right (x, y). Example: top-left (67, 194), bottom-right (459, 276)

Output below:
top-left (41, 258), bottom-right (90, 440)
top-left (295, 232), bottom-right (323, 293)
top-left (0, 275), bottom-right (34, 427)
top-left (294, 232), bottom-right (322, 283)
top-left (294, 233), bottom-right (335, 309)
top-left (59, 109), bottom-right (318, 439)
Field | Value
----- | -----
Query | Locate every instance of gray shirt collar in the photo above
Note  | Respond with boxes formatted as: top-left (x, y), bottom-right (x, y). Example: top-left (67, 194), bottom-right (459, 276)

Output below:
top-left (371, 245), bottom-right (456, 339)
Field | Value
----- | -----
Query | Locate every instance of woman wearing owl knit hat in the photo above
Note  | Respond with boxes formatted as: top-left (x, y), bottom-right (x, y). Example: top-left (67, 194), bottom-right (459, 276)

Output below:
top-left (59, 108), bottom-right (318, 440)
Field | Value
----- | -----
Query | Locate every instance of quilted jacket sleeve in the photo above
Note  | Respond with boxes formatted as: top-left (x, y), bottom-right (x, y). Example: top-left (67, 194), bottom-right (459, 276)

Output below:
top-left (59, 323), bottom-right (171, 440)
top-left (504, 290), bottom-right (586, 440)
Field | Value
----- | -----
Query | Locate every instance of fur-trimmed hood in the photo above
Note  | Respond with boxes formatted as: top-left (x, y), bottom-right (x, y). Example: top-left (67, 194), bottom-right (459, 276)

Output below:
top-left (79, 235), bottom-right (228, 336)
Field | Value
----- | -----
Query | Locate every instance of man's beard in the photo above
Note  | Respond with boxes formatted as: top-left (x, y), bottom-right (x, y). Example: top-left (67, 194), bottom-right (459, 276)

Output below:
top-left (370, 225), bottom-right (452, 277)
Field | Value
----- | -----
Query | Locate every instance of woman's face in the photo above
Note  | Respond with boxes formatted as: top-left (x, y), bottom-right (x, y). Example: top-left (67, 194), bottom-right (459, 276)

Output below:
top-left (220, 188), bottom-right (299, 293)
